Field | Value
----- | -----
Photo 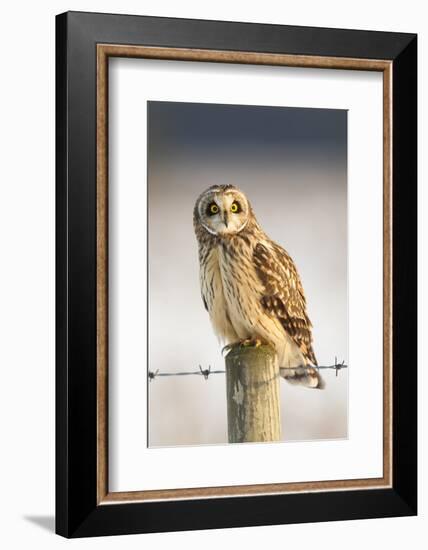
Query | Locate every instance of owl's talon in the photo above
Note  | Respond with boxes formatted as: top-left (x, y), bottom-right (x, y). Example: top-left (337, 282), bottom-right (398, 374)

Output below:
top-left (240, 338), bottom-right (263, 348)
top-left (221, 343), bottom-right (235, 356)
top-left (222, 339), bottom-right (263, 355)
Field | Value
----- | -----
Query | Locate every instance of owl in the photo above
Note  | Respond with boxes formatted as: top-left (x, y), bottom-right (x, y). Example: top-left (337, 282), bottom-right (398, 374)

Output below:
top-left (193, 184), bottom-right (324, 389)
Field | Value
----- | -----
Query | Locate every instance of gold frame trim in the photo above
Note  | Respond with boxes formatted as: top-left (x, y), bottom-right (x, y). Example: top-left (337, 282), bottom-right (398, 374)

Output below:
top-left (96, 44), bottom-right (393, 505)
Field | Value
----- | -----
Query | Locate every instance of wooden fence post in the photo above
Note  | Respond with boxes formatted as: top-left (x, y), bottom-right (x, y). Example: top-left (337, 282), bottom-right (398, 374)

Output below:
top-left (225, 344), bottom-right (281, 443)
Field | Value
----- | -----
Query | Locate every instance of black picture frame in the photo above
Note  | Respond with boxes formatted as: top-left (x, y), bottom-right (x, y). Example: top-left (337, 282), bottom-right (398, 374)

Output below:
top-left (56, 11), bottom-right (417, 538)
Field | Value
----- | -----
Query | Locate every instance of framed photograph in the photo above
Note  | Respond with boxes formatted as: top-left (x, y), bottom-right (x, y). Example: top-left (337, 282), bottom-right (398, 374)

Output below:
top-left (56, 11), bottom-right (417, 537)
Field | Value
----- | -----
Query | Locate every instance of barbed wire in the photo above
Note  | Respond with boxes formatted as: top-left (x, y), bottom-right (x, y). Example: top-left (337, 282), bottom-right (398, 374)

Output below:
top-left (148, 358), bottom-right (347, 382)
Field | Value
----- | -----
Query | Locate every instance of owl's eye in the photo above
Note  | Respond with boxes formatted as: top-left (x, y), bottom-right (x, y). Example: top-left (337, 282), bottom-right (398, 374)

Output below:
top-left (208, 203), bottom-right (219, 215)
top-left (230, 201), bottom-right (241, 213)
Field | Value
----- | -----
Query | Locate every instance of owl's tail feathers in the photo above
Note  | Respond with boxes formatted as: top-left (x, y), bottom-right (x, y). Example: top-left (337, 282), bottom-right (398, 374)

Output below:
top-left (280, 366), bottom-right (325, 389)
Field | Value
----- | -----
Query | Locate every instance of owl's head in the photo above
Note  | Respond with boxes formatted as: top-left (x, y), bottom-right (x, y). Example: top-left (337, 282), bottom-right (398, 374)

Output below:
top-left (194, 185), bottom-right (252, 237)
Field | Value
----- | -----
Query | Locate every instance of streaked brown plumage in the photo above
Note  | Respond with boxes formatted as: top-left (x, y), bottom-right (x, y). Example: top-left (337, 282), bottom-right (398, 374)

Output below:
top-left (193, 184), bottom-right (323, 389)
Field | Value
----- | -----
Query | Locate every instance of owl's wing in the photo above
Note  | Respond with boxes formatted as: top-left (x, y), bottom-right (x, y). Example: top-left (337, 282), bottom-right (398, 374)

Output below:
top-left (253, 242), bottom-right (317, 365)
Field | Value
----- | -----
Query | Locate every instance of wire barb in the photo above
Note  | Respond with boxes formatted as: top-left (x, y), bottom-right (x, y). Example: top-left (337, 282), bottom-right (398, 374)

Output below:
top-left (148, 369), bottom-right (159, 382)
top-left (199, 365), bottom-right (211, 380)
top-left (333, 356), bottom-right (346, 377)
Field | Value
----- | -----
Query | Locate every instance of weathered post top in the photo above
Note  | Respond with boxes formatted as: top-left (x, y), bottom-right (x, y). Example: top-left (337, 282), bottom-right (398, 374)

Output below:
top-left (225, 344), bottom-right (281, 444)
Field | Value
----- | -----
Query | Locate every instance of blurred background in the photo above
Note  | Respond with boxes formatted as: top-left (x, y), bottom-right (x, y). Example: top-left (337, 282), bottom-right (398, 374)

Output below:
top-left (148, 101), bottom-right (348, 446)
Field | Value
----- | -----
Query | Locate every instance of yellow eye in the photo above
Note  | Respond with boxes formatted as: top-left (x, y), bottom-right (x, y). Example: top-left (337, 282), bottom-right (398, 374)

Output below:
top-left (231, 202), bottom-right (239, 213)
top-left (209, 203), bottom-right (219, 215)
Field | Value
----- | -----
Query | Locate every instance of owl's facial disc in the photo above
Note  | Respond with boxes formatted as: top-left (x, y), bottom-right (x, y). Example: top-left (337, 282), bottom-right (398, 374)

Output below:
top-left (198, 188), bottom-right (249, 237)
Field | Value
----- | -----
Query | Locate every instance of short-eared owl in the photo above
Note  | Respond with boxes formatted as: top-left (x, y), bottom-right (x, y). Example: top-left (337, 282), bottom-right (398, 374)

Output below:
top-left (193, 184), bottom-right (324, 389)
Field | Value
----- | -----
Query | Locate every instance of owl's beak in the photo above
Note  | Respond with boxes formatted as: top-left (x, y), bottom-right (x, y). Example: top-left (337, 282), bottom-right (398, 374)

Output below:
top-left (222, 211), bottom-right (229, 228)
